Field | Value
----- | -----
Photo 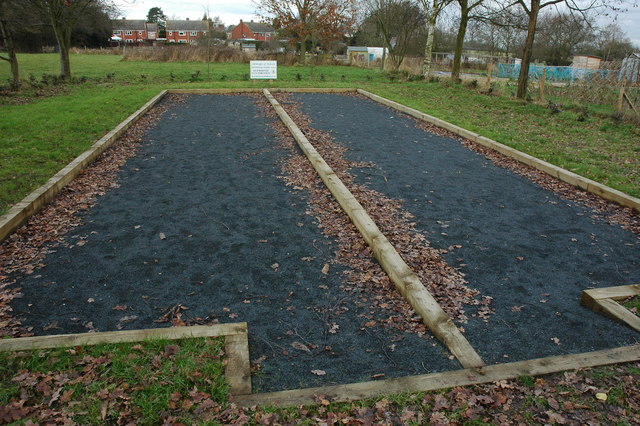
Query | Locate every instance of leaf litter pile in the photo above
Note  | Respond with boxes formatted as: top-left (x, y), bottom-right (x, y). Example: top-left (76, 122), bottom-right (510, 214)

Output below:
top-left (0, 95), bottom-right (182, 338)
top-left (265, 93), bottom-right (493, 336)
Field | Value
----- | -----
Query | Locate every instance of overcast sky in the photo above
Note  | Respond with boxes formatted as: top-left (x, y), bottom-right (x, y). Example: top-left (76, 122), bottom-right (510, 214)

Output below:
top-left (114, 0), bottom-right (640, 47)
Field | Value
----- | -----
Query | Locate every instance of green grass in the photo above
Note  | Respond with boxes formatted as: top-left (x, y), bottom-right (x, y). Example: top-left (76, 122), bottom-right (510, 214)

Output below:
top-left (0, 53), bottom-right (638, 216)
top-left (621, 296), bottom-right (640, 317)
top-left (0, 337), bottom-right (227, 423)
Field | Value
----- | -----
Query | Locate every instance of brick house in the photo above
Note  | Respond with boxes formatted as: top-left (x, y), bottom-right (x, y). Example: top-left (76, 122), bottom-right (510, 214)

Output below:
top-left (112, 19), bottom-right (157, 43)
top-left (166, 19), bottom-right (209, 44)
top-left (231, 20), bottom-right (276, 41)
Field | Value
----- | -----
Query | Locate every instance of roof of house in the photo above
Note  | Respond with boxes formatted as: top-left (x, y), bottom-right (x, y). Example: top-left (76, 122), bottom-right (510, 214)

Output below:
top-left (347, 46), bottom-right (368, 52)
top-left (243, 21), bottom-right (275, 33)
top-left (166, 20), bottom-right (209, 31)
top-left (112, 19), bottom-right (147, 31)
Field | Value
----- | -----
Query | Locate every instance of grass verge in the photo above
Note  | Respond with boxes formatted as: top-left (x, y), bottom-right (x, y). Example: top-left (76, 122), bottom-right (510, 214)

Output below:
top-left (0, 337), bottom-right (227, 423)
top-left (0, 337), bottom-right (638, 423)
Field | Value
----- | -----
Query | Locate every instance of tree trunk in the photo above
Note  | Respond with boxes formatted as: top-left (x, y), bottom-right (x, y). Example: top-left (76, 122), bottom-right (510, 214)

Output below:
top-left (422, 16), bottom-right (436, 77)
top-left (298, 37), bottom-right (306, 64)
top-left (49, 7), bottom-right (73, 80)
top-left (0, 15), bottom-right (20, 89)
top-left (451, 2), bottom-right (469, 82)
top-left (516, 0), bottom-right (540, 99)
top-left (381, 46), bottom-right (386, 70)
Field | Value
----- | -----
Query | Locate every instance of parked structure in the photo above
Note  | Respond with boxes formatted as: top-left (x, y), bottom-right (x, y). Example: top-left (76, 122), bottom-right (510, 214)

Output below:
top-left (346, 47), bottom-right (387, 64)
top-left (619, 53), bottom-right (640, 83)
top-left (112, 19), bottom-right (158, 44)
top-left (166, 19), bottom-right (209, 43)
top-left (572, 55), bottom-right (602, 70)
top-left (230, 20), bottom-right (276, 41)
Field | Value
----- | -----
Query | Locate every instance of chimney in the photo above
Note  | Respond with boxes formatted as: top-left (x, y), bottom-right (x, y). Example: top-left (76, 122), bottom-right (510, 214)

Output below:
top-left (186, 17), bottom-right (189, 20)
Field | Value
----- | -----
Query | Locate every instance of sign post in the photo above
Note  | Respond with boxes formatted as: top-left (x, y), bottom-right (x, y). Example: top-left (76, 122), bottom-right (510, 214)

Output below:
top-left (250, 61), bottom-right (278, 80)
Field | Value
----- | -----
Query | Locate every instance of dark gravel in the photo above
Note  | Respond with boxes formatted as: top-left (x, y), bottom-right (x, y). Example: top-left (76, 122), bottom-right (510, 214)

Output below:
top-left (290, 92), bottom-right (640, 364)
top-left (9, 94), bottom-right (459, 392)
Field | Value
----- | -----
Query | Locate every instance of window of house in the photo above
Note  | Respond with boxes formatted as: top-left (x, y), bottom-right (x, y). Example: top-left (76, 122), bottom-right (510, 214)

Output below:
top-left (125, 31), bottom-right (132, 35)
top-left (179, 31), bottom-right (186, 36)
top-left (168, 31), bottom-right (173, 36)
top-left (126, 39), bottom-right (133, 43)
top-left (190, 31), bottom-right (197, 36)
top-left (178, 39), bottom-right (187, 43)
top-left (114, 30), bottom-right (121, 35)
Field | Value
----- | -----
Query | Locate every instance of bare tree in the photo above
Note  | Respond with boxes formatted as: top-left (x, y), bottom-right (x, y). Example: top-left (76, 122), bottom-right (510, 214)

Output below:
top-left (256, 0), bottom-right (357, 63)
top-left (364, 0), bottom-right (427, 70)
top-left (0, 0), bottom-right (21, 88)
top-left (451, 0), bottom-right (486, 81)
top-left (532, 11), bottom-right (594, 65)
top-left (27, 0), bottom-right (113, 80)
top-left (416, 0), bottom-right (453, 77)
top-left (493, 0), bottom-right (633, 99)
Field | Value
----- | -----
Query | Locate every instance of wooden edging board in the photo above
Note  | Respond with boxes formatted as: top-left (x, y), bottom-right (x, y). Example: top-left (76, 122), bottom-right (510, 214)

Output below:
top-left (582, 284), bottom-right (640, 333)
top-left (0, 323), bottom-right (252, 396)
top-left (356, 89), bottom-right (640, 213)
top-left (232, 343), bottom-right (640, 407)
top-left (262, 89), bottom-right (484, 369)
top-left (0, 90), bottom-right (169, 243)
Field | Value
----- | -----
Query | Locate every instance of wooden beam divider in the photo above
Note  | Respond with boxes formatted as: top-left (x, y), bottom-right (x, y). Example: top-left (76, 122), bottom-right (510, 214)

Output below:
top-left (581, 284), bottom-right (640, 332)
top-left (232, 344), bottom-right (640, 407)
top-left (224, 332), bottom-right (253, 395)
top-left (0, 323), bottom-right (247, 352)
top-left (262, 89), bottom-right (484, 369)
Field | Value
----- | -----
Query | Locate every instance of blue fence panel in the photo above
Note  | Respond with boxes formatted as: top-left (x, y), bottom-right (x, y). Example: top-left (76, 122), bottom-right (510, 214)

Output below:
top-left (496, 63), bottom-right (613, 82)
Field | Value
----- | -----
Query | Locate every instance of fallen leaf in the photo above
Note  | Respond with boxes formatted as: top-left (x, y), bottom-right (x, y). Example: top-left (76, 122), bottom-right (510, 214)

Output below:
top-left (112, 304), bottom-right (128, 311)
top-left (291, 342), bottom-right (311, 353)
top-left (551, 337), bottom-right (561, 345)
top-left (271, 263), bottom-right (279, 272)
top-left (159, 232), bottom-right (166, 240)
top-left (87, 298), bottom-right (95, 303)
top-left (364, 320), bottom-right (377, 327)
top-left (596, 392), bottom-right (608, 401)
top-left (321, 263), bottom-right (330, 275)
top-left (116, 315), bottom-right (138, 330)
top-left (311, 369), bottom-right (326, 376)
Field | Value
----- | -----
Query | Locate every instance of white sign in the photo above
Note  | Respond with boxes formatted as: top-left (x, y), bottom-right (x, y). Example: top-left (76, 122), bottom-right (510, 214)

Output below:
top-left (250, 61), bottom-right (278, 80)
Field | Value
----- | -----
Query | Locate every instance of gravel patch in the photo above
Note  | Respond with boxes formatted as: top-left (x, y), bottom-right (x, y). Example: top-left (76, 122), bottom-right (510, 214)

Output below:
top-left (4, 94), bottom-right (460, 392)
top-left (289, 92), bottom-right (640, 364)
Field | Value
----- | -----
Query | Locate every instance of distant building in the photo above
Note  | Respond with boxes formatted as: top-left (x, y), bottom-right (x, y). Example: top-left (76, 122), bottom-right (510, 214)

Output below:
top-left (112, 19), bottom-right (157, 44)
top-left (572, 55), bottom-right (602, 70)
top-left (166, 19), bottom-right (209, 44)
top-left (347, 46), bottom-right (368, 63)
top-left (231, 20), bottom-right (276, 41)
top-left (346, 46), bottom-right (387, 64)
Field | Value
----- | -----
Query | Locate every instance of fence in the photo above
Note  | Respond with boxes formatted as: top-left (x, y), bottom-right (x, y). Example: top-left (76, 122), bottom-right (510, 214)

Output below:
top-left (497, 64), bottom-right (615, 82)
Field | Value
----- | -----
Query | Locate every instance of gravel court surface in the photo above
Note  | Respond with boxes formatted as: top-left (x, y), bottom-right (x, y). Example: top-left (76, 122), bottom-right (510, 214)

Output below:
top-left (8, 94), bottom-right (460, 392)
top-left (290, 92), bottom-right (640, 364)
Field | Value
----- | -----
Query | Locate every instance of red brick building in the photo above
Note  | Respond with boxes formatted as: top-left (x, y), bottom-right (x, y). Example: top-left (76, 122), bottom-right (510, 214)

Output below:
top-left (166, 19), bottom-right (209, 44)
top-left (112, 19), bottom-right (157, 44)
top-left (230, 20), bottom-right (276, 41)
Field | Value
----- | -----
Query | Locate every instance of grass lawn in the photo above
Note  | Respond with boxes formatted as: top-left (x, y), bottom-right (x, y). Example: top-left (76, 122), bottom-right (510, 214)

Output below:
top-left (1, 53), bottom-right (638, 215)
top-left (0, 337), bottom-right (228, 423)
